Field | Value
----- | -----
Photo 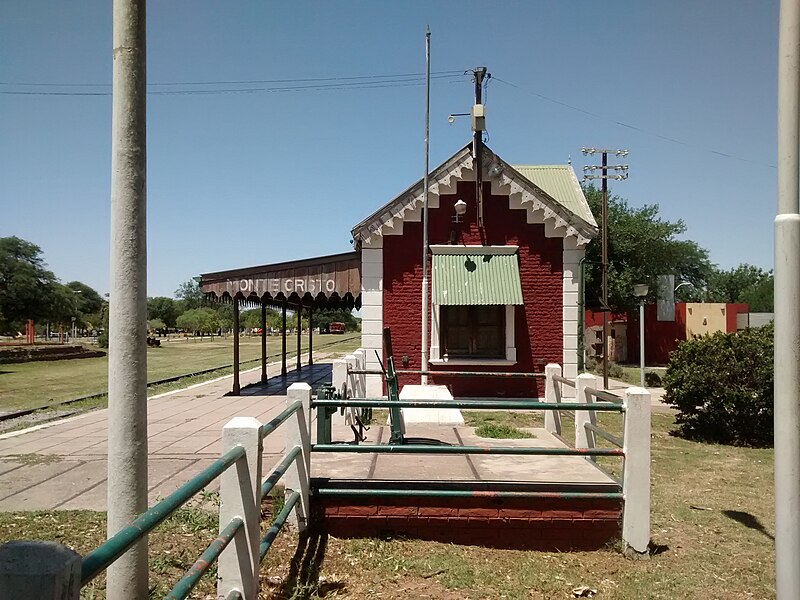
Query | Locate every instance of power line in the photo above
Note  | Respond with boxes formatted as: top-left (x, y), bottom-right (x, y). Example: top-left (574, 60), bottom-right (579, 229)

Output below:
top-left (493, 76), bottom-right (776, 170)
top-left (0, 73), bottom-right (466, 97)
top-left (0, 70), bottom-right (465, 88)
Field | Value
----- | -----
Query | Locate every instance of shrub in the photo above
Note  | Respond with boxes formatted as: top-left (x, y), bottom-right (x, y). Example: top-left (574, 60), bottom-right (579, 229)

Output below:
top-left (97, 330), bottom-right (109, 349)
top-left (644, 371), bottom-right (662, 387)
top-left (608, 362), bottom-right (625, 379)
top-left (662, 323), bottom-right (773, 446)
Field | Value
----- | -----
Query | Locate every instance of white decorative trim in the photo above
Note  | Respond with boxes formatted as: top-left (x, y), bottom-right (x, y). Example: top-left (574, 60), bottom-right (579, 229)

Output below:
top-left (495, 168), bottom-right (595, 247)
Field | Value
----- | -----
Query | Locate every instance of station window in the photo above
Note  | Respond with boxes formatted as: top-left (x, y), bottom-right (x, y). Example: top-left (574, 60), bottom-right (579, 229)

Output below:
top-left (441, 305), bottom-right (505, 359)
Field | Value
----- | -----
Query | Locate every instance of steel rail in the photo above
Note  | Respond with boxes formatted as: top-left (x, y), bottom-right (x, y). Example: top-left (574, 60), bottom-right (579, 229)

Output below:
top-left (584, 422), bottom-right (624, 448)
top-left (584, 387), bottom-right (623, 404)
top-left (312, 399), bottom-right (624, 412)
top-left (314, 488), bottom-right (623, 499)
top-left (312, 444), bottom-right (624, 457)
top-left (259, 491), bottom-right (300, 561)
top-left (261, 445), bottom-right (302, 500)
top-left (165, 517), bottom-right (243, 599)
top-left (553, 374), bottom-right (576, 388)
top-left (80, 445), bottom-right (245, 585)
top-left (259, 401), bottom-right (301, 439)
top-left (347, 368), bottom-right (545, 378)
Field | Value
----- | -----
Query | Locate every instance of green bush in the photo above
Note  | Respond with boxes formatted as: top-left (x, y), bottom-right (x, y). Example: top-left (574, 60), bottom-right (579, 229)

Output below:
top-left (97, 330), bottom-right (109, 349)
top-left (644, 371), bottom-right (662, 387)
top-left (662, 324), bottom-right (773, 446)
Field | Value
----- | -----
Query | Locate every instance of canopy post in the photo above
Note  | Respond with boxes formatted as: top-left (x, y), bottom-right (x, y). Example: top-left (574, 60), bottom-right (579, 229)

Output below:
top-left (281, 301), bottom-right (287, 377)
top-left (296, 305), bottom-right (302, 372)
top-left (308, 307), bottom-right (313, 366)
top-left (232, 296), bottom-right (240, 395)
top-left (260, 302), bottom-right (267, 383)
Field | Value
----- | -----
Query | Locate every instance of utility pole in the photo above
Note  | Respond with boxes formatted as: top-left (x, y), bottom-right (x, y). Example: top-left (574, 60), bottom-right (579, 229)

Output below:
top-left (107, 0), bottom-right (148, 597)
top-left (581, 148), bottom-right (628, 390)
top-left (775, 1), bottom-right (800, 596)
top-left (421, 26), bottom-right (431, 385)
top-left (472, 67), bottom-right (488, 228)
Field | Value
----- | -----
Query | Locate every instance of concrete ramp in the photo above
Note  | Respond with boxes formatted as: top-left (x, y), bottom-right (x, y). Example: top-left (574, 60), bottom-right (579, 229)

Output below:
top-left (398, 385), bottom-right (465, 425)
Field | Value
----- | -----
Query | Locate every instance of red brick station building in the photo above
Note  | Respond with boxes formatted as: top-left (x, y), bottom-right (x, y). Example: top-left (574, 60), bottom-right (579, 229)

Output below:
top-left (200, 142), bottom-right (598, 399)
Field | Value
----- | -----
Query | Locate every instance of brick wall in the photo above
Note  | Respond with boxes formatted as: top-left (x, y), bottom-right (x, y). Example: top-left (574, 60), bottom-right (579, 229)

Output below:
top-left (382, 180), bottom-right (564, 397)
top-left (315, 494), bottom-right (621, 550)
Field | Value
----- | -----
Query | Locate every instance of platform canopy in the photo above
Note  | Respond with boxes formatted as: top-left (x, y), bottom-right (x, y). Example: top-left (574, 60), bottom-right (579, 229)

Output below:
top-left (200, 251), bottom-right (361, 310)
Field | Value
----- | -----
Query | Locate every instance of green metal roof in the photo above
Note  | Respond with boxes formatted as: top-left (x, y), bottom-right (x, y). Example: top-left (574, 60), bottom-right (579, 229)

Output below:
top-left (432, 251), bottom-right (523, 306)
top-left (511, 164), bottom-right (598, 227)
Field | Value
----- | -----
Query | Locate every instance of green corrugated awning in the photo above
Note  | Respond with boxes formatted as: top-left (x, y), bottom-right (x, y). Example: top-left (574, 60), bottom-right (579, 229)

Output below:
top-left (432, 249), bottom-right (523, 305)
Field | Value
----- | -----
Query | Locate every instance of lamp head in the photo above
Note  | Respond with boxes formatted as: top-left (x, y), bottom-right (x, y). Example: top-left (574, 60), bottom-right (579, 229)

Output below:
top-left (633, 283), bottom-right (649, 298)
top-left (454, 199), bottom-right (467, 216)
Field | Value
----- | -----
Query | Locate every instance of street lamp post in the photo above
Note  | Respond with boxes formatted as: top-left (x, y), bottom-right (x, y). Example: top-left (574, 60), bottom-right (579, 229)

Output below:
top-left (633, 284), bottom-right (649, 388)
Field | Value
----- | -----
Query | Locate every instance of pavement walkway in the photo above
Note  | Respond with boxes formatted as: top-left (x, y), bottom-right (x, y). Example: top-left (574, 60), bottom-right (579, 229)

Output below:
top-left (0, 355), bottom-right (333, 511)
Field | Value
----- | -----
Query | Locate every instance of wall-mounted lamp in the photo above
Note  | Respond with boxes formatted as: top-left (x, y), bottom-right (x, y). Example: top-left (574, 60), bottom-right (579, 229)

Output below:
top-left (452, 199), bottom-right (467, 223)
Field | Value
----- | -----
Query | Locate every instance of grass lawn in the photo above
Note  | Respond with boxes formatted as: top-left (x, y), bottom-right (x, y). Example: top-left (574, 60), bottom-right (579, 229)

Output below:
top-left (0, 333), bottom-right (360, 411)
top-left (0, 412), bottom-right (775, 599)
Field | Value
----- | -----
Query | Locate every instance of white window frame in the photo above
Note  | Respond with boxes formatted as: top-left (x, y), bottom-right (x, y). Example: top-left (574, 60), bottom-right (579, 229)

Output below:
top-left (429, 304), bottom-right (516, 366)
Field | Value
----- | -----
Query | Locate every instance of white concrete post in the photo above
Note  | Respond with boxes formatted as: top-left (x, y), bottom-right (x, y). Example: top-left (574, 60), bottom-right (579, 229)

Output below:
top-left (217, 417), bottom-right (263, 600)
top-left (344, 354), bottom-right (358, 398)
top-left (0, 541), bottom-right (81, 599)
top-left (107, 0), bottom-right (148, 596)
top-left (286, 383), bottom-right (312, 531)
top-left (353, 349), bottom-right (366, 397)
top-left (544, 363), bottom-right (562, 435)
top-left (622, 386), bottom-right (651, 556)
top-left (575, 373), bottom-right (596, 450)
top-left (332, 359), bottom-right (347, 396)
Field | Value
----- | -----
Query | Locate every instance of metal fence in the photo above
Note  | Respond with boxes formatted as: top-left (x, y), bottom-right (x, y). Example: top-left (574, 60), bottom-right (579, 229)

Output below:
top-left (328, 354), bottom-right (652, 556)
top-left (0, 383), bottom-right (314, 600)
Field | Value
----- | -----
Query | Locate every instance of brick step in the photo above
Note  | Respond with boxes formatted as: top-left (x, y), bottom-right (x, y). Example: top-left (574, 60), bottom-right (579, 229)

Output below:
top-left (311, 480), bottom-right (622, 551)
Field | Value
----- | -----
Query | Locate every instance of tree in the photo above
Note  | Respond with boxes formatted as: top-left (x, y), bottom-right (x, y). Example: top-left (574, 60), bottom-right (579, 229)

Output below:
top-left (176, 307), bottom-right (218, 336)
top-left (313, 308), bottom-right (360, 332)
top-left (0, 236), bottom-right (60, 333)
top-left (147, 296), bottom-right (179, 328)
top-left (175, 278), bottom-right (208, 311)
top-left (66, 281), bottom-right (104, 316)
top-left (706, 264), bottom-right (773, 312)
top-left (583, 186), bottom-right (713, 314)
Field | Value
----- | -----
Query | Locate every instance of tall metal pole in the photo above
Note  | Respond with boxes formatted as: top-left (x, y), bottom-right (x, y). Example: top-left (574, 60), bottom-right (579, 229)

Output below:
top-left (639, 299), bottom-right (645, 388)
top-left (775, 1), bottom-right (800, 595)
top-left (421, 26), bottom-right (431, 385)
top-left (601, 151), bottom-right (609, 389)
top-left (107, 0), bottom-right (148, 596)
top-left (308, 306), bottom-right (313, 366)
top-left (473, 67), bottom-right (487, 229)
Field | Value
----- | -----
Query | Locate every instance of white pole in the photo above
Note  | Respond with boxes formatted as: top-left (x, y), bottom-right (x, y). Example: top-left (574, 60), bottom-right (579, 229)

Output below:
top-left (639, 300), bottom-right (645, 388)
top-left (420, 26), bottom-right (431, 385)
top-left (777, 1), bottom-right (800, 596)
top-left (107, 0), bottom-right (148, 597)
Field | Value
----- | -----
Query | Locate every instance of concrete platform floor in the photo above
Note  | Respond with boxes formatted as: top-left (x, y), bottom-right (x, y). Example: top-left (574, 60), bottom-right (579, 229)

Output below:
top-left (0, 356), bottom-right (334, 511)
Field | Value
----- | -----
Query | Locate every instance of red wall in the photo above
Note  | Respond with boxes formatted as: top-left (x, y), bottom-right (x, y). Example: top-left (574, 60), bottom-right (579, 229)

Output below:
top-left (726, 303), bottom-right (748, 332)
top-left (382, 180), bottom-right (564, 398)
top-left (627, 303), bottom-right (687, 366)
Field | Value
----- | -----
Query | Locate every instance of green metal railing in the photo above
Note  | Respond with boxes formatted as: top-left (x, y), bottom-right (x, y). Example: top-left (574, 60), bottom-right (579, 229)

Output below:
top-left (166, 517), bottom-right (243, 599)
top-left (260, 491), bottom-right (300, 561)
top-left (313, 444), bottom-right (623, 457)
top-left (78, 399), bottom-right (305, 599)
top-left (312, 398), bottom-right (624, 412)
top-left (81, 444), bottom-right (246, 586)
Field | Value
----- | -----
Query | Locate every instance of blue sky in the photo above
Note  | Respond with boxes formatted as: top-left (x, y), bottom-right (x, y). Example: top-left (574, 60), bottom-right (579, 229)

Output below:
top-left (1, 1), bottom-right (778, 297)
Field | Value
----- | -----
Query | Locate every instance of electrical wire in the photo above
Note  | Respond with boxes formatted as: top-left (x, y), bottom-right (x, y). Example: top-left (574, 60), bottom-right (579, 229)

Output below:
top-left (493, 76), bottom-right (776, 170)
